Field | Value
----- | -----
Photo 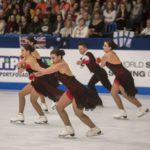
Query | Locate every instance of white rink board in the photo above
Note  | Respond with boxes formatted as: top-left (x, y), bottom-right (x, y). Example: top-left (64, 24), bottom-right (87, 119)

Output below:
top-left (0, 48), bottom-right (150, 87)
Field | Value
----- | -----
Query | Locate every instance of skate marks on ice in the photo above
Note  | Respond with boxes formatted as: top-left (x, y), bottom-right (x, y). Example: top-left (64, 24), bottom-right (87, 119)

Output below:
top-left (0, 90), bottom-right (150, 150)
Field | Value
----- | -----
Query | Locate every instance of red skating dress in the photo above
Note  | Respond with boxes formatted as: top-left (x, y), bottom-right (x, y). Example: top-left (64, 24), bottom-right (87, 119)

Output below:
top-left (106, 62), bottom-right (137, 96)
top-left (25, 59), bottom-right (64, 102)
top-left (56, 72), bottom-right (100, 110)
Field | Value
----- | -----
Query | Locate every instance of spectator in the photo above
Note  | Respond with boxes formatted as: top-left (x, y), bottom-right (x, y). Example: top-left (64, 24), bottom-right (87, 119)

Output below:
top-left (59, 0), bottom-right (71, 19)
top-left (142, 0), bottom-right (150, 27)
top-left (45, 7), bottom-right (56, 27)
top-left (103, 1), bottom-right (117, 24)
top-left (0, 18), bottom-right (6, 34)
top-left (34, 7), bottom-right (43, 21)
top-left (140, 18), bottom-right (150, 35)
top-left (2, 0), bottom-right (13, 22)
top-left (27, 15), bottom-right (41, 34)
top-left (40, 15), bottom-right (52, 34)
top-left (88, 11), bottom-right (105, 37)
top-left (14, 3), bottom-right (24, 16)
top-left (5, 15), bottom-right (19, 33)
top-left (71, 18), bottom-right (89, 38)
top-left (23, 0), bottom-right (36, 10)
top-left (66, 7), bottom-right (77, 23)
top-left (75, 7), bottom-right (86, 25)
top-left (92, 1), bottom-right (101, 14)
top-left (12, 9), bottom-right (21, 24)
top-left (0, 0), bottom-right (3, 14)
top-left (116, 2), bottom-right (129, 30)
top-left (128, 0), bottom-right (143, 32)
top-left (103, 1), bottom-right (117, 33)
top-left (72, 2), bottom-right (79, 14)
top-left (35, 0), bottom-right (47, 14)
top-left (23, 5), bottom-right (32, 23)
top-left (82, 11), bottom-right (91, 27)
top-left (19, 15), bottom-right (29, 34)
top-left (60, 19), bottom-right (74, 37)
top-left (52, 14), bottom-right (64, 37)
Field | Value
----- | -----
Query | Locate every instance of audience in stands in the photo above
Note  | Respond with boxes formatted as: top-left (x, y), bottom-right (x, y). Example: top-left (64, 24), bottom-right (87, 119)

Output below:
top-left (0, 0), bottom-right (149, 37)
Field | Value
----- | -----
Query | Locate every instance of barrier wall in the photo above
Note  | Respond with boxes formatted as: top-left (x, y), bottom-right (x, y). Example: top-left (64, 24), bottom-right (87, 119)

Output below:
top-left (0, 35), bottom-right (150, 95)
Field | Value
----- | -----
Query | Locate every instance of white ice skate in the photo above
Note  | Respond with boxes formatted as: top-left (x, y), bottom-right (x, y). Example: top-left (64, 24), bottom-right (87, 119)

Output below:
top-left (51, 101), bottom-right (57, 110)
top-left (137, 107), bottom-right (149, 117)
top-left (10, 113), bottom-right (24, 123)
top-left (58, 126), bottom-right (75, 137)
top-left (34, 115), bottom-right (48, 124)
top-left (41, 103), bottom-right (48, 112)
top-left (86, 126), bottom-right (101, 137)
top-left (113, 109), bottom-right (127, 119)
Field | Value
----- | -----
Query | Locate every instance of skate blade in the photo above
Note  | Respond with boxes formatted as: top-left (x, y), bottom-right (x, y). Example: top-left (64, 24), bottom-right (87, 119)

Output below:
top-left (114, 116), bottom-right (128, 120)
top-left (58, 133), bottom-right (75, 138)
top-left (43, 109), bottom-right (48, 112)
top-left (87, 131), bottom-right (103, 137)
top-left (10, 120), bottom-right (24, 124)
top-left (34, 121), bottom-right (48, 124)
top-left (138, 109), bottom-right (149, 117)
top-left (51, 106), bottom-right (56, 110)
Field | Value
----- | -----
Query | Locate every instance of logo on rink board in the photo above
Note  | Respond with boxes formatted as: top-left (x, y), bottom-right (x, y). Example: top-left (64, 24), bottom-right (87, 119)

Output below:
top-left (0, 56), bottom-right (51, 70)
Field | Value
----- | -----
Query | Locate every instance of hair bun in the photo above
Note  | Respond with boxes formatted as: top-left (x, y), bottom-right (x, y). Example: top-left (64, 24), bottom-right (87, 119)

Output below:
top-left (26, 36), bottom-right (37, 44)
top-left (108, 41), bottom-right (118, 49)
top-left (22, 44), bottom-right (34, 53)
top-left (51, 48), bottom-right (65, 57)
top-left (59, 49), bottom-right (65, 56)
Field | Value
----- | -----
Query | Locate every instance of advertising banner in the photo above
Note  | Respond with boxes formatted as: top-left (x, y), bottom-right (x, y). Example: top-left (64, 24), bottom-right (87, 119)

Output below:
top-left (0, 48), bottom-right (150, 90)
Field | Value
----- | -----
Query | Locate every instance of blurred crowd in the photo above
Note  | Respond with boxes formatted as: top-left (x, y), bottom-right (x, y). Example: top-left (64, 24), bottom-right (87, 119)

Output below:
top-left (0, 0), bottom-right (149, 37)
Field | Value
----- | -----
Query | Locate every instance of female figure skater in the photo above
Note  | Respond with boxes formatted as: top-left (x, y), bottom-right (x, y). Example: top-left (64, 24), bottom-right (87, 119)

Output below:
top-left (11, 44), bottom-right (63, 124)
top-left (77, 42), bottom-right (112, 106)
top-left (98, 41), bottom-right (149, 119)
top-left (17, 49), bottom-right (49, 112)
top-left (25, 36), bottom-right (49, 111)
top-left (34, 48), bottom-right (101, 137)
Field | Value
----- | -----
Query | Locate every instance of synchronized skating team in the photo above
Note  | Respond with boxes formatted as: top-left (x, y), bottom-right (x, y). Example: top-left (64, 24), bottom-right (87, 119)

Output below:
top-left (10, 36), bottom-right (149, 137)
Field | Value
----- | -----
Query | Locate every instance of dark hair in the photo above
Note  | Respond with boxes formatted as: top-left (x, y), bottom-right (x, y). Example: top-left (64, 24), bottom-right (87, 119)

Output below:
top-left (50, 48), bottom-right (65, 58)
top-left (26, 36), bottom-right (37, 44)
top-left (78, 42), bottom-right (88, 48)
top-left (106, 41), bottom-right (118, 49)
top-left (22, 44), bottom-right (34, 53)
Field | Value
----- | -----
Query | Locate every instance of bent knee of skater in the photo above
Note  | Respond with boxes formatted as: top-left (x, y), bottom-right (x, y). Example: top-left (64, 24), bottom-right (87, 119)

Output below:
top-left (30, 98), bottom-right (37, 104)
top-left (56, 104), bottom-right (64, 112)
top-left (74, 111), bottom-right (85, 118)
top-left (111, 90), bottom-right (118, 97)
top-left (18, 91), bottom-right (26, 97)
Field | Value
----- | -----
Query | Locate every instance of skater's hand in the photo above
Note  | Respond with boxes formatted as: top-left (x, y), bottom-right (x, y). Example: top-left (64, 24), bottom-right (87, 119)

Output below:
top-left (96, 57), bottom-right (101, 64)
top-left (16, 62), bottom-right (22, 69)
top-left (23, 63), bottom-right (31, 69)
top-left (29, 73), bottom-right (36, 80)
top-left (76, 60), bottom-right (82, 65)
top-left (81, 59), bottom-right (90, 64)
top-left (34, 72), bottom-right (43, 77)
top-left (18, 68), bottom-right (25, 74)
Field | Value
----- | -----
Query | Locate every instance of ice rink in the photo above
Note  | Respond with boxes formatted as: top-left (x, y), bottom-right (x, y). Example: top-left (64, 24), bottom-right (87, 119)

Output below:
top-left (0, 90), bottom-right (149, 150)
